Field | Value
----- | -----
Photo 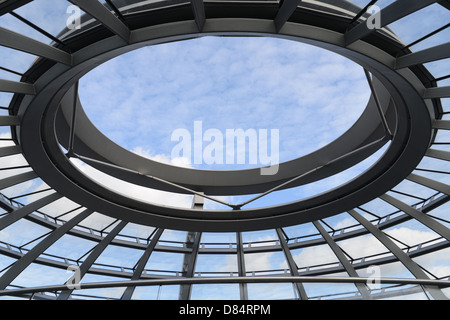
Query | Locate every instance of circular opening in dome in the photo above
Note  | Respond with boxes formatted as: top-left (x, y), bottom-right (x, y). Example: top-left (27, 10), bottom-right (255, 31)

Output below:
top-left (78, 36), bottom-right (371, 171)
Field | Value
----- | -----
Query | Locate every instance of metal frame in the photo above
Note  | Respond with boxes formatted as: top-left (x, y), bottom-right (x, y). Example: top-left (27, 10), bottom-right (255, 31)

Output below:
top-left (0, 0), bottom-right (448, 300)
top-left (16, 16), bottom-right (433, 231)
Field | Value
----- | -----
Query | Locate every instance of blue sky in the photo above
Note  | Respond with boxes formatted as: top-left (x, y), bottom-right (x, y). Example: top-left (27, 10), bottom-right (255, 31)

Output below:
top-left (0, 0), bottom-right (449, 300)
top-left (78, 36), bottom-right (370, 167)
top-left (76, 34), bottom-right (378, 210)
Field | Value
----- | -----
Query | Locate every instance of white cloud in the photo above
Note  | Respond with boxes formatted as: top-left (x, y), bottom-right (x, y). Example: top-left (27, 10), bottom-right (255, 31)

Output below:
top-left (132, 146), bottom-right (192, 168)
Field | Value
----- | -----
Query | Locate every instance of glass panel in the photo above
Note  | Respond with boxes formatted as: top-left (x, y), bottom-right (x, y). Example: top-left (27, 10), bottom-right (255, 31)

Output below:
top-left (433, 129), bottom-right (450, 152)
top-left (159, 230), bottom-right (188, 245)
top-left (423, 60), bottom-right (450, 81)
top-left (42, 234), bottom-right (97, 262)
top-left (10, 264), bottom-right (73, 289)
top-left (200, 232), bottom-right (236, 249)
top-left (322, 212), bottom-right (360, 232)
top-left (358, 197), bottom-right (399, 219)
top-left (388, 179), bottom-right (440, 206)
top-left (387, 3), bottom-right (448, 49)
top-left (145, 251), bottom-right (185, 275)
top-left (76, 212), bottom-right (117, 230)
top-left (191, 283), bottom-right (240, 300)
top-left (38, 197), bottom-right (81, 218)
top-left (194, 254), bottom-right (237, 276)
top-left (119, 223), bottom-right (156, 240)
top-left (0, 218), bottom-right (50, 249)
top-left (247, 283), bottom-right (297, 300)
top-left (244, 251), bottom-right (287, 274)
top-left (13, 0), bottom-right (83, 40)
top-left (336, 233), bottom-right (389, 261)
top-left (132, 284), bottom-right (180, 300)
top-left (413, 157), bottom-right (450, 185)
top-left (290, 244), bottom-right (339, 271)
top-left (94, 245), bottom-right (143, 270)
top-left (74, 274), bottom-right (126, 299)
top-left (357, 261), bottom-right (415, 283)
top-left (0, 47), bottom-right (37, 77)
top-left (383, 220), bottom-right (440, 248)
top-left (426, 202), bottom-right (450, 228)
top-left (0, 12), bottom-right (50, 44)
top-left (0, 255), bottom-right (16, 276)
top-left (282, 222), bottom-right (320, 242)
top-left (413, 247), bottom-right (450, 279)
top-left (242, 229), bottom-right (278, 245)
top-left (303, 272), bottom-right (360, 300)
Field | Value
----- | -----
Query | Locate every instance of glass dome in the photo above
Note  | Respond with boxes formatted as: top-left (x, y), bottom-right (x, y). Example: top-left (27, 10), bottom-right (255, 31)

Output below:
top-left (0, 0), bottom-right (448, 303)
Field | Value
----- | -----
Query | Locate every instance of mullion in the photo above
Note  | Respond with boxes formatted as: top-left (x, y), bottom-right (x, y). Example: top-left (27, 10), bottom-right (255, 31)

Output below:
top-left (0, 66), bottom-right (24, 77)
top-left (9, 187), bottom-right (53, 200)
top-left (402, 23), bottom-right (450, 51)
top-left (9, 11), bottom-right (66, 47)
top-left (0, 165), bottom-right (30, 171)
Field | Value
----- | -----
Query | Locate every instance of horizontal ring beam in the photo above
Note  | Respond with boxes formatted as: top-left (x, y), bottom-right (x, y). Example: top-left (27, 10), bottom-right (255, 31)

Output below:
top-left (0, 276), bottom-right (449, 297)
top-left (345, 0), bottom-right (437, 46)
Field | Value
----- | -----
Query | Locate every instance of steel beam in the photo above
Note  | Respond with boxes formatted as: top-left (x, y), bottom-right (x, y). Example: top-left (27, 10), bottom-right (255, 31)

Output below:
top-left (433, 120), bottom-right (450, 130)
top-left (396, 42), bottom-right (450, 69)
top-left (178, 231), bottom-right (202, 300)
top-left (345, 0), bottom-right (437, 46)
top-left (348, 209), bottom-right (448, 300)
top-left (0, 146), bottom-right (22, 158)
top-left (407, 173), bottom-right (450, 195)
top-left (68, 0), bottom-right (130, 43)
top-left (425, 87), bottom-right (450, 99)
top-left (0, 26), bottom-right (71, 65)
top-left (0, 192), bottom-right (63, 231)
top-left (236, 232), bottom-right (248, 300)
top-left (57, 220), bottom-right (128, 300)
top-left (274, 0), bottom-right (302, 32)
top-left (0, 209), bottom-right (92, 290)
top-left (380, 193), bottom-right (450, 241)
top-left (426, 149), bottom-right (450, 162)
top-left (275, 228), bottom-right (308, 300)
top-left (312, 221), bottom-right (371, 299)
top-left (0, 171), bottom-right (37, 191)
top-left (0, 79), bottom-right (35, 95)
top-left (0, 116), bottom-right (20, 126)
top-left (121, 228), bottom-right (164, 300)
